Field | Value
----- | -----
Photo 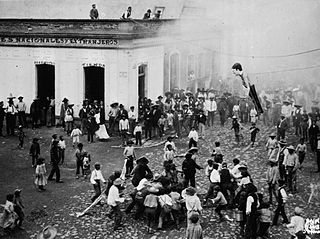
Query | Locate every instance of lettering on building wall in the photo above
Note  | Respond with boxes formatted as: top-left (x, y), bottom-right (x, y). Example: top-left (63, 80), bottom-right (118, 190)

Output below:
top-left (0, 37), bottom-right (119, 48)
top-left (82, 63), bottom-right (105, 68)
top-left (34, 61), bottom-right (55, 65)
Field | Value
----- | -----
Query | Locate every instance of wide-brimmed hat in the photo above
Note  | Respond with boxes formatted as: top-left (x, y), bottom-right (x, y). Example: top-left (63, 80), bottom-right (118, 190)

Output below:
top-left (68, 103), bottom-right (74, 107)
top-left (294, 207), bottom-right (303, 215)
top-left (287, 145), bottom-right (295, 150)
top-left (238, 162), bottom-right (248, 169)
top-left (157, 95), bottom-right (163, 99)
top-left (294, 104), bottom-right (302, 108)
top-left (14, 188), bottom-right (22, 195)
top-left (113, 178), bottom-right (123, 186)
top-left (269, 133), bottom-right (276, 137)
top-left (185, 186), bottom-right (196, 196)
top-left (18, 95), bottom-right (23, 99)
top-left (94, 162), bottom-right (101, 166)
top-left (279, 140), bottom-right (287, 145)
top-left (232, 115), bottom-right (237, 119)
top-left (7, 93), bottom-right (15, 99)
top-left (37, 226), bottom-right (57, 239)
top-left (185, 91), bottom-right (193, 96)
top-left (188, 147), bottom-right (198, 153)
top-left (164, 91), bottom-right (173, 97)
top-left (282, 100), bottom-right (290, 104)
top-left (110, 102), bottom-right (119, 107)
top-left (62, 98), bottom-right (68, 102)
top-left (136, 157), bottom-right (149, 164)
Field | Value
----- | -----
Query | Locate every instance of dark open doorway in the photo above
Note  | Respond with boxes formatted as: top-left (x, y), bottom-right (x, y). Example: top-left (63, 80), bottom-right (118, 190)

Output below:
top-left (36, 64), bottom-right (55, 101)
top-left (84, 66), bottom-right (105, 102)
top-left (138, 64), bottom-right (147, 99)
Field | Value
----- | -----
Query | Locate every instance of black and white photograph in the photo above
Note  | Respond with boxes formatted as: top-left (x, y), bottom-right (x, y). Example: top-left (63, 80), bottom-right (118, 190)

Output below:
top-left (0, 0), bottom-right (319, 238)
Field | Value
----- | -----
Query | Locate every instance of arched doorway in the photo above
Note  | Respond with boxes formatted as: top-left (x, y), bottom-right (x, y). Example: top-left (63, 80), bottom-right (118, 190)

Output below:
top-left (84, 66), bottom-right (105, 102)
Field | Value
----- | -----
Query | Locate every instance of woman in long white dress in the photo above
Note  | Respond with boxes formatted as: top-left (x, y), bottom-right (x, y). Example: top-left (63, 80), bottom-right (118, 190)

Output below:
top-left (94, 110), bottom-right (110, 140)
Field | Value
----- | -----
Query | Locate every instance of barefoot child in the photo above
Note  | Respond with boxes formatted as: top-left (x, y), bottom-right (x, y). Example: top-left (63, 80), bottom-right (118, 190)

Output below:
top-left (17, 125), bottom-right (26, 149)
top-left (58, 135), bottom-right (66, 165)
top-left (35, 157), bottom-right (47, 191)
top-left (70, 125), bottom-right (82, 148)
top-left (123, 140), bottom-right (136, 177)
top-left (249, 123), bottom-right (260, 147)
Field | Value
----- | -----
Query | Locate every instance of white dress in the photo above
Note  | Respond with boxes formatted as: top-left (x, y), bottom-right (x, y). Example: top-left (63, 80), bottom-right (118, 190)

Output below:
top-left (94, 113), bottom-right (110, 139)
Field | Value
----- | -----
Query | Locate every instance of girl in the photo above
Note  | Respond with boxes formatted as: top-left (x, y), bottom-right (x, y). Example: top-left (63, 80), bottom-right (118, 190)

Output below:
top-left (35, 157), bottom-right (47, 191)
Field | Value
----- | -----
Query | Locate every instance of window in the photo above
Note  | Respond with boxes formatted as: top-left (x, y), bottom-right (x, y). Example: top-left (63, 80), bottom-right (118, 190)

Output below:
top-left (170, 53), bottom-right (179, 90)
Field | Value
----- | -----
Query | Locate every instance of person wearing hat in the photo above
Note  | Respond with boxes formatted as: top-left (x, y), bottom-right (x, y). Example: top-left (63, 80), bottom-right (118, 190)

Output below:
top-left (131, 157), bottom-right (152, 187)
top-left (266, 160), bottom-right (279, 205)
top-left (276, 115), bottom-right (288, 141)
top-left (266, 133), bottom-right (278, 157)
top-left (59, 98), bottom-right (69, 130)
top-left (204, 96), bottom-right (217, 128)
top-left (29, 138), bottom-right (40, 168)
top-left (119, 115), bottom-right (129, 146)
top-left (277, 140), bottom-right (288, 181)
top-left (5, 94), bottom-right (17, 136)
top-left (108, 102), bottom-right (119, 136)
top-left (231, 115), bottom-right (242, 145)
top-left (47, 140), bottom-right (63, 183)
top-left (183, 186), bottom-right (202, 227)
top-left (37, 226), bottom-right (57, 239)
top-left (107, 178), bottom-right (125, 230)
top-left (293, 104), bottom-right (303, 136)
top-left (283, 145), bottom-right (299, 193)
top-left (143, 8), bottom-right (152, 19)
top-left (16, 95), bottom-right (27, 128)
top-left (182, 153), bottom-right (203, 188)
top-left (17, 125), bottom-right (26, 149)
top-left (144, 107), bottom-right (153, 140)
top-left (272, 179), bottom-right (289, 226)
top-left (203, 163), bottom-right (220, 204)
top-left (90, 3), bottom-right (99, 20)
top-left (64, 103), bottom-right (74, 135)
top-left (90, 162), bottom-right (106, 202)
top-left (79, 99), bottom-right (90, 135)
top-left (287, 207), bottom-right (305, 238)
top-left (123, 140), bottom-right (136, 177)
top-left (30, 98), bottom-right (40, 129)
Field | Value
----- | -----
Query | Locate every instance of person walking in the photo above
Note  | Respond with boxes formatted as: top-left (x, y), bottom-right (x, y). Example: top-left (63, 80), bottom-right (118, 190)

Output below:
top-left (47, 140), bottom-right (63, 183)
top-left (182, 153), bottom-right (203, 188)
top-left (272, 179), bottom-right (289, 226)
top-left (29, 138), bottom-right (40, 167)
top-left (35, 157), bottom-right (47, 191)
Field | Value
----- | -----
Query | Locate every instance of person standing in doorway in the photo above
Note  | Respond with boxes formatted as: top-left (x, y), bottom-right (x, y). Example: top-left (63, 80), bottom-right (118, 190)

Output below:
top-left (90, 4), bottom-right (99, 20)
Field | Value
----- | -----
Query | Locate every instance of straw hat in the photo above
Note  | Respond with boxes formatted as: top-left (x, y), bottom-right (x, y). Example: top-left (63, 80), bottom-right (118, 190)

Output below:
top-left (37, 226), bottom-right (57, 239)
top-left (287, 145), bottom-right (295, 150)
top-left (269, 133), bottom-right (276, 137)
top-left (279, 140), bottom-right (287, 145)
top-left (238, 162), bottom-right (248, 169)
top-left (62, 98), bottom-right (69, 103)
top-left (7, 93), bottom-right (15, 99)
top-left (113, 178), bottom-right (123, 186)
top-left (18, 95), bottom-right (23, 99)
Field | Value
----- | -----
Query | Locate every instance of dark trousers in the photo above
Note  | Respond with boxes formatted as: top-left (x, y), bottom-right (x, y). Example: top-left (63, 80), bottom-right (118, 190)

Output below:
top-left (205, 182), bottom-right (219, 201)
top-left (87, 130), bottom-right (94, 143)
top-left (268, 183), bottom-right (277, 204)
top-left (219, 111), bottom-right (226, 126)
top-left (129, 119), bottom-right (135, 135)
top-left (251, 134), bottom-right (257, 144)
top-left (310, 136), bottom-right (317, 151)
top-left (135, 132), bottom-right (142, 146)
top-left (108, 117), bottom-right (115, 135)
top-left (272, 203), bottom-right (288, 225)
top-left (298, 151), bottom-right (306, 165)
top-left (285, 166), bottom-right (294, 192)
top-left (91, 182), bottom-right (101, 202)
top-left (188, 138), bottom-right (197, 149)
top-left (279, 164), bottom-right (286, 181)
top-left (48, 164), bottom-right (60, 182)
top-left (31, 155), bottom-right (38, 166)
top-left (125, 158), bottom-right (134, 176)
top-left (76, 159), bottom-right (84, 175)
top-left (245, 212), bottom-right (258, 239)
top-left (59, 148), bottom-right (65, 164)
top-left (184, 173), bottom-right (196, 188)
top-left (6, 114), bottom-right (15, 135)
top-left (258, 222), bottom-right (270, 238)
top-left (111, 205), bottom-right (122, 229)
top-left (317, 150), bottom-right (320, 171)
top-left (145, 125), bottom-right (152, 139)
top-left (208, 111), bottom-right (215, 126)
top-left (221, 183), bottom-right (235, 206)
top-left (17, 111), bottom-right (27, 127)
top-left (120, 130), bottom-right (128, 144)
top-left (215, 204), bottom-right (226, 218)
top-left (18, 139), bottom-right (24, 148)
top-left (277, 128), bottom-right (285, 141)
top-left (159, 124), bottom-right (165, 136)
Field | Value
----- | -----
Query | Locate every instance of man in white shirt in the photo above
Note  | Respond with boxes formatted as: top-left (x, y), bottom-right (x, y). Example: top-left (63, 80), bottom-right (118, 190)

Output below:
top-left (16, 95), bottom-right (27, 127)
top-left (203, 163), bottom-right (220, 204)
top-left (128, 106), bottom-right (137, 135)
top-left (204, 97), bottom-right (217, 127)
top-left (107, 178), bottom-right (125, 230)
top-left (230, 158), bottom-right (242, 181)
top-left (90, 162), bottom-right (106, 202)
top-left (119, 116), bottom-right (129, 146)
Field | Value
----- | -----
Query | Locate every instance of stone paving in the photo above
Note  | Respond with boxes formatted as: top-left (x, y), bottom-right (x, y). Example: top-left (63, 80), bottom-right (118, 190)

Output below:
top-left (2, 120), bottom-right (320, 239)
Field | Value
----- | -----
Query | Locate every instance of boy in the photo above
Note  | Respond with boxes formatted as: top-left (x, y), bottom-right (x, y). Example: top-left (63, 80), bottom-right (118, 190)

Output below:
top-left (70, 125), bottom-right (82, 148)
top-left (29, 138), bottom-right (40, 167)
top-left (133, 122), bottom-right (142, 146)
top-left (188, 126), bottom-right (198, 149)
top-left (266, 133), bottom-right (278, 157)
top-left (123, 140), bottom-right (136, 177)
top-left (58, 135), bottom-right (66, 165)
top-left (119, 115), bottom-right (129, 146)
top-left (250, 123), bottom-right (260, 147)
top-left (158, 114), bottom-right (166, 137)
top-left (18, 125), bottom-right (26, 149)
top-left (266, 160), bottom-right (279, 204)
top-left (90, 162), bottom-right (106, 202)
top-left (296, 138), bottom-right (307, 165)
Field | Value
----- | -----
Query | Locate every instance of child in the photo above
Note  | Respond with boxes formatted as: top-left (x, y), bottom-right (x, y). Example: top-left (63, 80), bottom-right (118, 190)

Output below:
top-left (186, 213), bottom-right (203, 239)
top-left (70, 125), bottom-right (82, 148)
top-left (17, 125), bottom-right (26, 149)
top-left (90, 162), bottom-right (106, 202)
top-left (83, 152), bottom-right (91, 179)
top-left (123, 140), bottom-right (136, 177)
top-left (296, 138), bottom-right (307, 165)
top-left (29, 138), bottom-right (40, 168)
top-left (188, 127), bottom-right (198, 149)
top-left (287, 207), bottom-right (306, 239)
top-left (211, 141), bottom-right (223, 163)
top-left (163, 144), bottom-right (176, 164)
top-left (167, 110), bottom-right (174, 131)
top-left (13, 189), bottom-right (24, 228)
top-left (266, 133), bottom-right (278, 157)
top-left (205, 159), bottom-right (214, 179)
top-left (158, 114), bottom-right (166, 137)
top-left (250, 107), bottom-right (258, 123)
top-left (231, 116), bottom-right (241, 144)
top-left (58, 135), bottom-right (66, 165)
top-left (35, 157), bottom-right (47, 191)
top-left (266, 160), bottom-right (279, 205)
top-left (133, 122), bottom-right (142, 146)
top-left (250, 123), bottom-right (260, 147)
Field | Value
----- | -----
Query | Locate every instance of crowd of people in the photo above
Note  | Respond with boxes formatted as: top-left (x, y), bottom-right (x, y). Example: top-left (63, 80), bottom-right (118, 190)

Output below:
top-left (0, 84), bottom-right (319, 239)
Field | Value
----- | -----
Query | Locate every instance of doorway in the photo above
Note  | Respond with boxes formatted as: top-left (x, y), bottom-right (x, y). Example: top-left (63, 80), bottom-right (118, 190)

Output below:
top-left (138, 64), bottom-right (147, 99)
top-left (84, 66), bottom-right (105, 102)
top-left (36, 64), bottom-right (55, 101)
